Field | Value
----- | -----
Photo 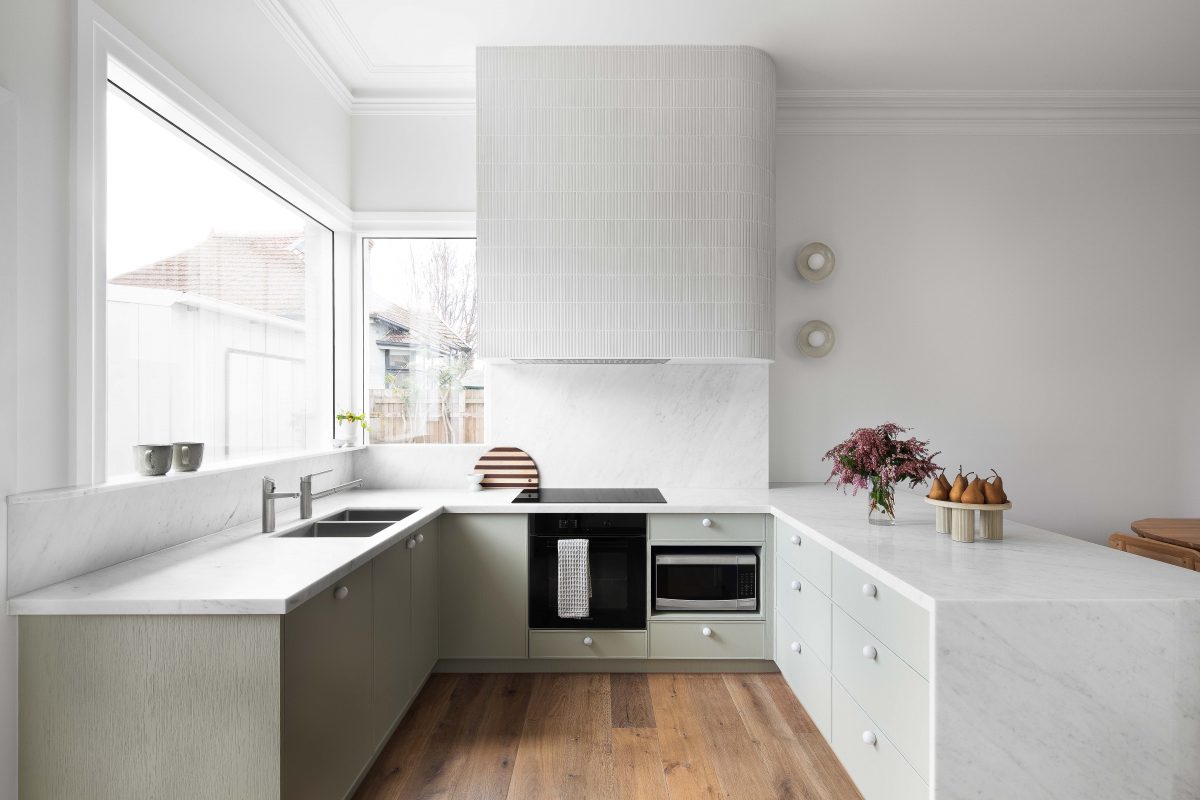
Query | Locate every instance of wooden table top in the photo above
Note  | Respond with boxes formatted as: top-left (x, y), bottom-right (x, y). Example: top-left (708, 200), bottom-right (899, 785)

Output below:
top-left (1131, 518), bottom-right (1200, 553)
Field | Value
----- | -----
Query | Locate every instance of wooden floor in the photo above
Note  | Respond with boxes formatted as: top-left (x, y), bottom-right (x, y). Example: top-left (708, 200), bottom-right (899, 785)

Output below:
top-left (354, 672), bottom-right (862, 800)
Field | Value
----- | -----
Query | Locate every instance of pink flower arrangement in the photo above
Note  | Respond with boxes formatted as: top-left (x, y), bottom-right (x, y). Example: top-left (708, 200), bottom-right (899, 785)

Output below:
top-left (823, 423), bottom-right (941, 519)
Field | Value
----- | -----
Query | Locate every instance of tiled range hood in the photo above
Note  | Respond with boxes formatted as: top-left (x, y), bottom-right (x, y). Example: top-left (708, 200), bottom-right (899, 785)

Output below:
top-left (476, 46), bottom-right (776, 363)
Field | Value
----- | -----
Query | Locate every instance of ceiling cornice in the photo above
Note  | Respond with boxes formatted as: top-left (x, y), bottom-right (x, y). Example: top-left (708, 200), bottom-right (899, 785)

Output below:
top-left (258, 3), bottom-right (1200, 132)
top-left (775, 90), bottom-right (1200, 135)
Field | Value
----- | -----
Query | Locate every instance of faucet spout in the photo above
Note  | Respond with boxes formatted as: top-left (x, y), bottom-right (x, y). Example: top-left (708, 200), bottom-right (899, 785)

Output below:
top-left (300, 472), bottom-right (362, 519)
top-left (262, 476), bottom-right (300, 533)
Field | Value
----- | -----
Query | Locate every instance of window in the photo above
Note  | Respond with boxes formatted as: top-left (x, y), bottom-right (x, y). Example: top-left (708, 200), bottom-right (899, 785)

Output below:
top-left (363, 238), bottom-right (481, 444)
top-left (105, 82), bottom-right (333, 476)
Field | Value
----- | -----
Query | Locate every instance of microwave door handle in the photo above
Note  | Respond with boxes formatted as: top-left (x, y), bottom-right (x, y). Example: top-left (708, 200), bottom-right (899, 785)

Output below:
top-left (655, 554), bottom-right (745, 566)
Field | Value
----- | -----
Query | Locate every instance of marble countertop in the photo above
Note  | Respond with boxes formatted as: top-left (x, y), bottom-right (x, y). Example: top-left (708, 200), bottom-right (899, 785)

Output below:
top-left (9, 484), bottom-right (1200, 615)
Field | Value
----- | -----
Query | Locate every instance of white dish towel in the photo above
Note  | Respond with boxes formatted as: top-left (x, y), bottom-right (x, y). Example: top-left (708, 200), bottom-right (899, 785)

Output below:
top-left (557, 538), bottom-right (591, 619)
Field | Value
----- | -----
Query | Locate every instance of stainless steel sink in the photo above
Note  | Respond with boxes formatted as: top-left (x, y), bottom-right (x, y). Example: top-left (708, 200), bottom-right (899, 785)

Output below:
top-left (275, 520), bottom-right (395, 538)
top-left (320, 508), bottom-right (418, 523)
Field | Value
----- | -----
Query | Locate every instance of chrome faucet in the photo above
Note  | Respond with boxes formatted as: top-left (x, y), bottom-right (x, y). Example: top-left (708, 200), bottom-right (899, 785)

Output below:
top-left (300, 469), bottom-right (363, 519)
top-left (262, 476), bottom-right (300, 533)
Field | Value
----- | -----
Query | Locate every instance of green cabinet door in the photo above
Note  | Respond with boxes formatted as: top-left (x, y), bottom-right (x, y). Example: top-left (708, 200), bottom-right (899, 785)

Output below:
top-left (282, 562), bottom-right (374, 800)
top-left (410, 520), bottom-right (439, 681)
top-left (371, 536), bottom-right (413, 744)
top-left (438, 514), bottom-right (528, 659)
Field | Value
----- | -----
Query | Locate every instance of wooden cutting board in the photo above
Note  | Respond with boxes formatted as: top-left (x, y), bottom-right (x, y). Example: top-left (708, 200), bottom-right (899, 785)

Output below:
top-left (473, 447), bottom-right (539, 489)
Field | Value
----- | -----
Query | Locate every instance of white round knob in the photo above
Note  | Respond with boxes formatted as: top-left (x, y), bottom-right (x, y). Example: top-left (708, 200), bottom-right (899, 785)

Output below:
top-left (582, 636), bottom-right (594, 646)
top-left (406, 538), bottom-right (417, 549)
top-left (415, 533), bottom-right (424, 544)
top-left (790, 641), bottom-right (801, 653)
top-left (790, 535), bottom-right (801, 545)
top-left (333, 586), bottom-right (349, 600)
top-left (701, 626), bottom-right (713, 637)
top-left (790, 580), bottom-right (802, 591)
top-left (863, 645), bottom-right (878, 660)
top-left (701, 518), bottom-right (713, 528)
top-left (862, 730), bottom-right (877, 746)
top-left (862, 583), bottom-right (878, 597)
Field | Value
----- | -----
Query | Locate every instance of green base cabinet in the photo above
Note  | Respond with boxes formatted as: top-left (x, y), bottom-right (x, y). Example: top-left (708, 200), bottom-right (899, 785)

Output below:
top-left (438, 514), bottom-right (528, 659)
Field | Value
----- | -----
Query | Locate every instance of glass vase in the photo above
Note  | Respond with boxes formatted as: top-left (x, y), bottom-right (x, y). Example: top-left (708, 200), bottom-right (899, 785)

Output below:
top-left (868, 477), bottom-right (897, 526)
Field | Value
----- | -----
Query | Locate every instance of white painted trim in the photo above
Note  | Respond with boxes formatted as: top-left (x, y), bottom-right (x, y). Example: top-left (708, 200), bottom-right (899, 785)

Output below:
top-left (351, 98), bottom-right (475, 117)
top-left (352, 211), bottom-right (476, 236)
top-left (775, 90), bottom-right (1200, 135)
top-left (71, 0), bottom-right (354, 484)
top-left (253, 0), bottom-right (353, 112)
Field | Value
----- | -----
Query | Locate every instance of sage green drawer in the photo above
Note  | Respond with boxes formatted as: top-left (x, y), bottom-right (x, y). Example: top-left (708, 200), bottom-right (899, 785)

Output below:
top-left (832, 607), bottom-right (929, 780)
top-left (775, 558), bottom-right (831, 667)
top-left (648, 620), bottom-right (765, 659)
top-left (831, 556), bottom-right (930, 677)
top-left (830, 681), bottom-right (929, 800)
top-left (649, 514), bottom-right (766, 542)
top-left (529, 629), bottom-right (647, 659)
top-left (775, 612), bottom-right (831, 740)
top-left (775, 518), bottom-right (832, 595)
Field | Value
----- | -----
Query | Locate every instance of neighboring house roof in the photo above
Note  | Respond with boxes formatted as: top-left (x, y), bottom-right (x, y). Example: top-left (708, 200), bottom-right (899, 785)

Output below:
top-left (111, 233), bottom-right (307, 319)
top-left (371, 303), bottom-right (470, 352)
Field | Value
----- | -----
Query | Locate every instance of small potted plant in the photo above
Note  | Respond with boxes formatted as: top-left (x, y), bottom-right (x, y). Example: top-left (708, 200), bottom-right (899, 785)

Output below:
top-left (335, 410), bottom-right (369, 447)
top-left (823, 423), bottom-right (941, 526)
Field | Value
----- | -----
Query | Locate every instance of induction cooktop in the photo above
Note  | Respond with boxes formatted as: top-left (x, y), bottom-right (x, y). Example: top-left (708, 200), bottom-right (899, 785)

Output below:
top-left (512, 488), bottom-right (666, 504)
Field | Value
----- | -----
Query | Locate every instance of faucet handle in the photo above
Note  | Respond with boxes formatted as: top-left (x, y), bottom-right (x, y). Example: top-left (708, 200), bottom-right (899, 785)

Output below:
top-left (301, 469), bottom-right (333, 483)
top-left (263, 475), bottom-right (277, 491)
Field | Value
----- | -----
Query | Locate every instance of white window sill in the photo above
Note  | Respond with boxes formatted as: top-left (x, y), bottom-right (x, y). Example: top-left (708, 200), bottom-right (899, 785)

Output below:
top-left (8, 446), bottom-right (366, 505)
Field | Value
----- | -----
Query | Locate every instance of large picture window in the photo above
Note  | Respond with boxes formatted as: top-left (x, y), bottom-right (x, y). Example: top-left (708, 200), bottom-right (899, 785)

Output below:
top-left (363, 238), bottom-right (481, 443)
top-left (105, 82), bottom-right (332, 476)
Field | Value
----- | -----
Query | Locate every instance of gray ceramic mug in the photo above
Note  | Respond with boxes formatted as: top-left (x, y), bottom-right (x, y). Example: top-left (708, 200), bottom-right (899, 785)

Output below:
top-left (172, 442), bottom-right (204, 472)
top-left (133, 444), bottom-right (173, 476)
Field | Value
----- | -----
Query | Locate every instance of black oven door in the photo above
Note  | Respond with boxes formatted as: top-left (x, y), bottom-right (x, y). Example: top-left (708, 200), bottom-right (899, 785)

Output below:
top-left (529, 523), bottom-right (646, 630)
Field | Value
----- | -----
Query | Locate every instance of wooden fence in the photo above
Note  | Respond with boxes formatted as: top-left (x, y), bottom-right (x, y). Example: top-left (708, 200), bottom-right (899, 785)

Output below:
top-left (369, 389), bottom-right (483, 443)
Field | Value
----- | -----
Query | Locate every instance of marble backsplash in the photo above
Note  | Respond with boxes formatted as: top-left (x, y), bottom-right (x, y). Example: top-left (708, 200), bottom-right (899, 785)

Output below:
top-left (7, 450), bottom-right (356, 597)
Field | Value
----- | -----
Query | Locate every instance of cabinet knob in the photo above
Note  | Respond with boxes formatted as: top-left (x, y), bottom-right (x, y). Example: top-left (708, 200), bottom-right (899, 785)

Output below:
top-left (701, 518), bottom-right (713, 528)
top-left (862, 583), bottom-right (878, 597)
top-left (415, 533), bottom-right (425, 544)
top-left (862, 730), bottom-right (877, 746)
top-left (790, 534), bottom-right (801, 545)
top-left (701, 626), bottom-right (713, 637)
top-left (582, 636), bottom-right (594, 646)
top-left (790, 580), bottom-right (802, 591)
top-left (333, 586), bottom-right (349, 600)
top-left (407, 537), bottom-right (417, 549)
top-left (863, 645), bottom-right (878, 660)
top-left (790, 641), bottom-right (801, 653)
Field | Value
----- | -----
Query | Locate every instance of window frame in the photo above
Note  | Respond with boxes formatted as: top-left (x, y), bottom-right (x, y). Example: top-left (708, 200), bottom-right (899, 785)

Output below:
top-left (72, 2), bottom-right (355, 484)
top-left (354, 216), bottom-right (477, 447)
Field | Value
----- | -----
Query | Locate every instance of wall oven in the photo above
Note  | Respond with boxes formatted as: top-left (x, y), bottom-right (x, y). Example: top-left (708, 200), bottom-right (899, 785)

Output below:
top-left (653, 548), bottom-right (758, 611)
top-left (528, 514), bottom-right (647, 629)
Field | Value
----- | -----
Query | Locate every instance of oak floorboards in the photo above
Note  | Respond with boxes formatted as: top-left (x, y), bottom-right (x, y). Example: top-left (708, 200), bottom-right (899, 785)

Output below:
top-left (355, 673), bottom-right (862, 800)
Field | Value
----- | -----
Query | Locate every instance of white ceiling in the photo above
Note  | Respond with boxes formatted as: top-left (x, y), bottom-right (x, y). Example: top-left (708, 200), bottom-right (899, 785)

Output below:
top-left (272, 0), bottom-right (1200, 100)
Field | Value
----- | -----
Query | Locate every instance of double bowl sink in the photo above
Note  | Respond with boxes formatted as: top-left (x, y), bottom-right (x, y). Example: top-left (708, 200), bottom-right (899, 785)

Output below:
top-left (274, 508), bottom-right (418, 538)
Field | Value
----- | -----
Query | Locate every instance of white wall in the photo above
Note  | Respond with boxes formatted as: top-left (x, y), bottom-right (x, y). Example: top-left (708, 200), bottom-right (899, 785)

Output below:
top-left (771, 133), bottom-right (1200, 542)
top-left (352, 114), bottom-right (475, 211)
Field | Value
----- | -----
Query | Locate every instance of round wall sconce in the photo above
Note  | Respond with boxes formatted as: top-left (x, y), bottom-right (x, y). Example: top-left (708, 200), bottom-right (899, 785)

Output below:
top-left (796, 242), bottom-right (835, 282)
top-left (797, 320), bottom-right (835, 358)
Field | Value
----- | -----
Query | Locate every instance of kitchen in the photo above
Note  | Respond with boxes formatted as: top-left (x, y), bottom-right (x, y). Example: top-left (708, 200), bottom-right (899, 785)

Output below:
top-left (2, 2), bottom-right (1200, 799)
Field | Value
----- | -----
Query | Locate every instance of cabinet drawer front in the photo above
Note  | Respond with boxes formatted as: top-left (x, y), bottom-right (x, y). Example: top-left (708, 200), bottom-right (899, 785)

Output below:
top-left (775, 558), bottom-right (832, 667)
top-left (649, 620), bottom-right (765, 659)
top-left (529, 629), bottom-right (647, 659)
top-left (650, 514), bottom-right (766, 542)
top-left (831, 556), bottom-right (929, 677)
top-left (831, 681), bottom-right (929, 800)
top-left (775, 612), bottom-right (832, 740)
top-left (832, 607), bottom-right (929, 780)
top-left (776, 519), bottom-right (832, 595)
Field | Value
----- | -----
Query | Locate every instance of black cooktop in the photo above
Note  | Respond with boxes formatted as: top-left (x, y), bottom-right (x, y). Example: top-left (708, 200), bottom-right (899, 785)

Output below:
top-left (512, 488), bottom-right (666, 504)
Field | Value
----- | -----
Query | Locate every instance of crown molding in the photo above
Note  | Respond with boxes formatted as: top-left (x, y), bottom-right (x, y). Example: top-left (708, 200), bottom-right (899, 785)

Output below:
top-left (775, 90), bottom-right (1200, 135)
top-left (254, 0), bottom-right (353, 112)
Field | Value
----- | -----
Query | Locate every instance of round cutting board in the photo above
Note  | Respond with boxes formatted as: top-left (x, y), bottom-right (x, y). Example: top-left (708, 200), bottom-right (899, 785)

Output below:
top-left (473, 447), bottom-right (539, 489)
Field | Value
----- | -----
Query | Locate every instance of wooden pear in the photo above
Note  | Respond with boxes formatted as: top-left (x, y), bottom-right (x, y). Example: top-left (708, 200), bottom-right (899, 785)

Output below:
top-left (962, 475), bottom-right (987, 505)
top-left (927, 471), bottom-right (950, 501)
top-left (984, 469), bottom-right (1008, 504)
top-left (948, 466), bottom-right (969, 503)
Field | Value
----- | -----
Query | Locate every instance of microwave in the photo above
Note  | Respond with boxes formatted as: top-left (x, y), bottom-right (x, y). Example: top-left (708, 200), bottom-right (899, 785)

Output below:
top-left (653, 548), bottom-right (758, 611)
